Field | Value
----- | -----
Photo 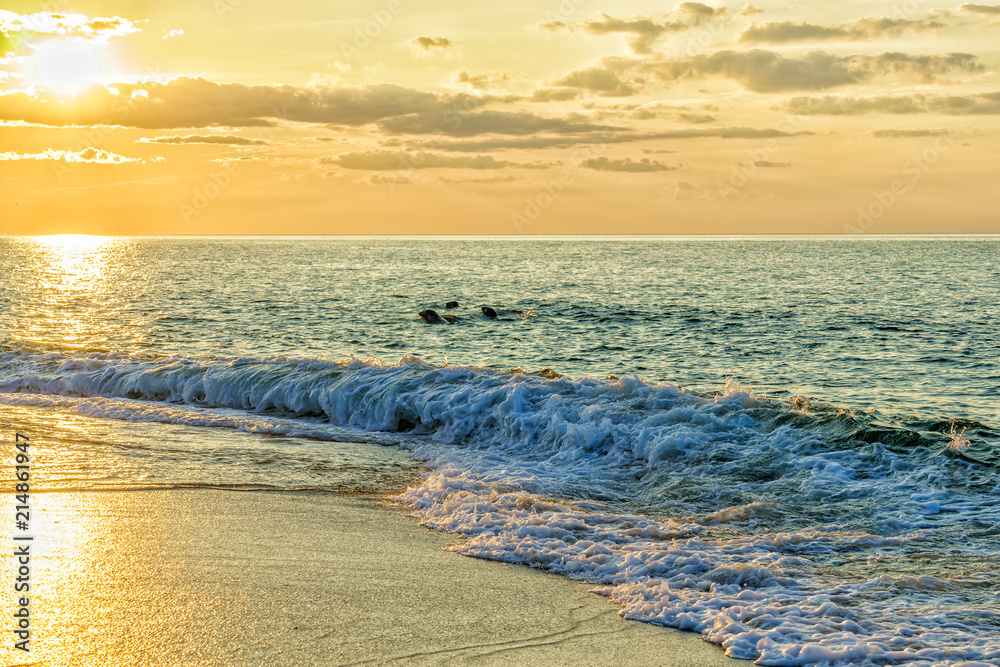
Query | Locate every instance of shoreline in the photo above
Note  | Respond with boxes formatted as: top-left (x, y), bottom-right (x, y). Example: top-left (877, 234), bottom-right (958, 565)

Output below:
top-left (2, 488), bottom-right (751, 666)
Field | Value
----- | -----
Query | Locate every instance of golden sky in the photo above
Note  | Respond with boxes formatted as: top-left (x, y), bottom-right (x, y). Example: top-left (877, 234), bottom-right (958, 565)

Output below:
top-left (0, 0), bottom-right (998, 234)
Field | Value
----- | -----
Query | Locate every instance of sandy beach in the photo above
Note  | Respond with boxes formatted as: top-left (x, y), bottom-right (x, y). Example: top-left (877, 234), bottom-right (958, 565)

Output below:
top-left (1, 489), bottom-right (751, 666)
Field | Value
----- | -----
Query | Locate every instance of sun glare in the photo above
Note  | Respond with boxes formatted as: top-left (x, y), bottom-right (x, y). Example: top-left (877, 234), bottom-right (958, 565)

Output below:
top-left (28, 40), bottom-right (106, 93)
top-left (38, 234), bottom-right (111, 252)
top-left (17, 235), bottom-right (118, 349)
top-left (36, 234), bottom-right (113, 281)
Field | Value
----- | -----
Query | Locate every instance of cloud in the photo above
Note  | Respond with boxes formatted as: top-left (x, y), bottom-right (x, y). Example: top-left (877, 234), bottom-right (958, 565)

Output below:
top-left (581, 156), bottom-right (676, 172)
top-left (859, 52), bottom-right (981, 81)
top-left (409, 36), bottom-right (454, 53)
top-left (782, 92), bottom-right (1000, 115)
top-left (0, 78), bottom-right (483, 129)
top-left (580, 102), bottom-right (719, 122)
top-left (540, 6), bottom-right (728, 54)
top-left (162, 29), bottom-right (184, 40)
top-left (455, 70), bottom-right (510, 90)
top-left (364, 173), bottom-right (412, 185)
top-left (959, 3), bottom-right (1000, 14)
top-left (543, 13), bottom-right (689, 54)
top-left (0, 10), bottom-right (140, 41)
top-left (575, 49), bottom-right (983, 94)
top-left (322, 150), bottom-right (509, 170)
top-left (415, 126), bottom-right (794, 152)
top-left (518, 160), bottom-right (561, 169)
top-left (683, 50), bottom-right (862, 91)
top-left (0, 147), bottom-right (148, 163)
top-left (740, 4), bottom-right (764, 16)
top-left (553, 66), bottom-right (636, 96)
top-left (677, 3), bottom-right (728, 22)
top-left (0, 77), bottom-right (621, 138)
top-left (530, 88), bottom-right (582, 102)
top-left (753, 160), bottom-right (791, 167)
top-left (140, 134), bottom-right (268, 145)
top-left (870, 128), bottom-right (956, 137)
top-left (377, 109), bottom-right (620, 136)
top-left (439, 175), bottom-right (517, 184)
top-left (679, 112), bottom-right (716, 123)
top-left (666, 179), bottom-right (770, 201)
top-left (738, 17), bottom-right (947, 44)
top-left (689, 51), bottom-right (979, 91)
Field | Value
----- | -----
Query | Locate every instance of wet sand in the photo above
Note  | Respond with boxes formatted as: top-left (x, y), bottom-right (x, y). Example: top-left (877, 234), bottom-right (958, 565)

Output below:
top-left (1, 490), bottom-right (751, 665)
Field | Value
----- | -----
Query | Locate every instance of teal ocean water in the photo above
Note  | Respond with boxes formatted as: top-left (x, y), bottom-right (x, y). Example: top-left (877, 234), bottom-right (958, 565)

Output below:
top-left (1, 236), bottom-right (997, 666)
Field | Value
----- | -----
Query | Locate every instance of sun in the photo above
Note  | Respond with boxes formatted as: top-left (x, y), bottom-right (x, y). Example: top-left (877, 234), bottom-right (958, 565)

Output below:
top-left (27, 40), bottom-right (107, 94)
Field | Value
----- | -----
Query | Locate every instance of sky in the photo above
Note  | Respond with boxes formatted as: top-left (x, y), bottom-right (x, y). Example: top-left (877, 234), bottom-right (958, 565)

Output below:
top-left (0, 0), bottom-right (997, 235)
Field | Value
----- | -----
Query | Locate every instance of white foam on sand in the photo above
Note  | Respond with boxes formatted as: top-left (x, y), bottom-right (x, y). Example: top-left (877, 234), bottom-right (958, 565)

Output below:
top-left (399, 468), bottom-right (1000, 666)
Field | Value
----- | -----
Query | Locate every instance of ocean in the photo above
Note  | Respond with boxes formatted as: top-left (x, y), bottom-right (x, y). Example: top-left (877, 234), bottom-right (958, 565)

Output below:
top-left (1, 235), bottom-right (998, 666)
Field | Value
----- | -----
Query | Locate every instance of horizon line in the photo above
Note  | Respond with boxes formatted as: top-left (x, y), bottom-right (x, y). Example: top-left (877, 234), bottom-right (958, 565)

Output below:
top-left (4, 233), bottom-right (1000, 239)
